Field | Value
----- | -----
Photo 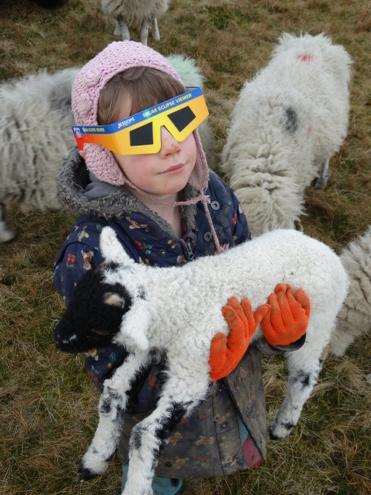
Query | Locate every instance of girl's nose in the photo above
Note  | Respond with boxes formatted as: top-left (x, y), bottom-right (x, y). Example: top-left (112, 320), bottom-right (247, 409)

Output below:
top-left (159, 127), bottom-right (181, 156)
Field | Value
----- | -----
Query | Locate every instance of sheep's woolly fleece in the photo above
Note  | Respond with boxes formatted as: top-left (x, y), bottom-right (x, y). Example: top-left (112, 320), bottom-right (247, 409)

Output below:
top-left (101, 0), bottom-right (170, 43)
top-left (0, 67), bottom-right (78, 211)
top-left (55, 228), bottom-right (348, 495)
top-left (330, 226), bottom-right (371, 357)
top-left (221, 33), bottom-right (352, 236)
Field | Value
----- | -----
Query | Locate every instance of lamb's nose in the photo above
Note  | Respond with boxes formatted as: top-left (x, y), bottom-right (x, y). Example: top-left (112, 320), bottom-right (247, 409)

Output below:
top-left (54, 330), bottom-right (65, 350)
top-left (54, 333), bottom-right (80, 353)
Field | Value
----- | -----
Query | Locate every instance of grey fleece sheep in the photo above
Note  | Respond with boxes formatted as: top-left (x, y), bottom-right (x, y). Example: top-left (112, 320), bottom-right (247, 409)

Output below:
top-left (330, 227), bottom-right (371, 356)
top-left (221, 33), bottom-right (352, 237)
top-left (101, 0), bottom-right (170, 45)
top-left (0, 67), bottom-right (78, 243)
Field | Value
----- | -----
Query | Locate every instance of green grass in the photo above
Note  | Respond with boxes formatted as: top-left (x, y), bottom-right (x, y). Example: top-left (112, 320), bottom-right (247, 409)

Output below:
top-left (0, 0), bottom-right (370, 494)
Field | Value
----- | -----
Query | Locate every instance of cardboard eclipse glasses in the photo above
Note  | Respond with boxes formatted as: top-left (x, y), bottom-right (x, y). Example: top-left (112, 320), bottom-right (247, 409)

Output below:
top-left (72, 87), bottom-right (209, 156)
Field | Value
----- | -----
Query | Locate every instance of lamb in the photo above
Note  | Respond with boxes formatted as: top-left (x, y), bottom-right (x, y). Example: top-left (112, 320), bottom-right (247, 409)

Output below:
top-left (0, 67), bottom-right (79, 242)
top-left (0, 55), bottom-right (213, 243)
top-left (101, 0), bottom-right (170, 45)
top-left (330, 226), bottom-right (371, 357)
top-left (54, 227), bottom-right (348, 495)
top-left (221, 33), bottom-right (352, 237)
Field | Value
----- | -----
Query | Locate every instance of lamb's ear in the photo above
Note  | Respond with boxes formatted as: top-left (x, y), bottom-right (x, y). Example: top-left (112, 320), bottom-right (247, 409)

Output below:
top-left (100, 226), bottom-right (135, 267)
top-left (115, 301), bottom-right (153, 351)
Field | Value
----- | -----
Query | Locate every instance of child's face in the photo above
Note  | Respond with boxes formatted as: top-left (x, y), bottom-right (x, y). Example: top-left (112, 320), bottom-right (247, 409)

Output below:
top-left (113, 96), bottom-right (197, 197)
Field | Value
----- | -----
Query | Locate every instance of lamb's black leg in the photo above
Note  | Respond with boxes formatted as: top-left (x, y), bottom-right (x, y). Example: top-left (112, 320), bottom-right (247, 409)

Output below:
top-left (122, 372), bottom-right (208, 495)
top-left (270, 316), bottom-right (329, 439)
top-left (80, 351), bottom-right (149, 480)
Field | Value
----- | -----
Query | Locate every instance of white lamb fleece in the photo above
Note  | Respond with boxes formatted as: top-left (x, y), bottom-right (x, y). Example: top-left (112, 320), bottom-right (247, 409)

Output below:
top-left (221, 33), bottom-right (352, 236)
top-left (101, 0), bottom-right (170, 44)
top-left (330, 226), bottom-right (371, 356)
top-left (105, 229), bottom-right (348, 354)
top-left (76, 227), bottom-right (348, 495)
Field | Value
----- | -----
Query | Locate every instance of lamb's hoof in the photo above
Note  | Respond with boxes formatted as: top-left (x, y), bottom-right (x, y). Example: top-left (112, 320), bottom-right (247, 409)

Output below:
top-left (78, 464), bottom-right (98, 481)
top-left (79, 452), bottom-right (111, 479)
top-left (269, 429), bottom-right (282, 440)
top-left (270, 421), bottom-right (294, 440)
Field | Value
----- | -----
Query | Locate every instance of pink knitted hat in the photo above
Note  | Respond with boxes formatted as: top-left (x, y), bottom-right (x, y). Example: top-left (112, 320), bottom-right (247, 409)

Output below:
top-left (72, 41), bottom-right (209, 190)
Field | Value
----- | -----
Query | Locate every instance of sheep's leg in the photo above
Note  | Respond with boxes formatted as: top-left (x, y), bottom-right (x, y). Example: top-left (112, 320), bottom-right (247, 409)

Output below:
top-left (0, 204), bottom-right (16, 243)
top-left (140, 19), bottom-right (150, 45)
top-left (313, 158), bottom-right (330, 189)
top-left (80, 350), bottom-right (149, 480)
top-left (270, 318), bottom-right (334, 439)
top-left (122, 373), bottom-right (208, 495)
top-left (329, 320), bottom-right (357, 357)
top-left (151, 16), bottom-right (160, 41)
top-left (113, 20), bottom-right (121, 36)
top-left (115, 15), bottom-right (130, 40)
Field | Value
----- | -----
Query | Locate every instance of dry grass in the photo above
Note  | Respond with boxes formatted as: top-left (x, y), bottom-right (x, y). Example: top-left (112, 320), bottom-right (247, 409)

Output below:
top-left (0, 0), bottom-right (370, 494)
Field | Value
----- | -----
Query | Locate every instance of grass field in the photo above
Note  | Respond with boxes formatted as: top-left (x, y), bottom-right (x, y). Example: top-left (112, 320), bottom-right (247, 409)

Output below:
top-left (0, 0), bottom-right (370, 494)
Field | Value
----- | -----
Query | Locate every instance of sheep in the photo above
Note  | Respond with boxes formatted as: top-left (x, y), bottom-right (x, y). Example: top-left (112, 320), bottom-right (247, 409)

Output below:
top-left (0, 67), bottom-right (78, 242)
top-left (54, 227), bottom-right (348, 495)
top-left (0, 55), bottom-right (213, 243)
top-left (329, 226), bottom-right (371, 357)
top-left (101, 0), bottom-right (170, 45)
top-left (221, 33), bottom-right (352, 237)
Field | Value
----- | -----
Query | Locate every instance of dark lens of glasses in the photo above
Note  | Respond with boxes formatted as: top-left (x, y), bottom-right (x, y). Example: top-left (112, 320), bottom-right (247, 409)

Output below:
top-left (167, 106), bottom-right (196, 131)
top-left (130, 122), bottom-right (154, 146)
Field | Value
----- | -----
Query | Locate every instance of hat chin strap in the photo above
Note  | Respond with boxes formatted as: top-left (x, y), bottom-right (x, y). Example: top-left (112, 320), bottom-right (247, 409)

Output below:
top-left (114, 139), bottom-right (224, 255)
top-left (177, 192), bottom-right (225, 254)
top-left (124, 177), bottom-right (224, 255)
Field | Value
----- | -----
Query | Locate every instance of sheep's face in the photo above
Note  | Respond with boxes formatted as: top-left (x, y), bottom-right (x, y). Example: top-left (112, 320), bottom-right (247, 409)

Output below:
top-left (54, 265), bottom-right (132, 353)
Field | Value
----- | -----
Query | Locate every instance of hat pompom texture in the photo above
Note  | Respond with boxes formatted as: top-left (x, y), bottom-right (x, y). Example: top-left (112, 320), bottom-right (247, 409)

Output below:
top-left (72, 41), bottom-right (208, 188)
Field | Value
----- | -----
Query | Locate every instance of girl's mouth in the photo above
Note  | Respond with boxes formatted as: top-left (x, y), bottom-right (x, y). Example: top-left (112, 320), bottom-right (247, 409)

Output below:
top-left (161, 164), bottom-right (185, 174)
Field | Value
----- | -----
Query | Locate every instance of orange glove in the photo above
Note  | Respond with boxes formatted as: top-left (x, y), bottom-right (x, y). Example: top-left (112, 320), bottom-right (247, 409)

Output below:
top-left (261, 283), bottom-right (311, 347)
top-left (209, 297), bottom-right (270, 381)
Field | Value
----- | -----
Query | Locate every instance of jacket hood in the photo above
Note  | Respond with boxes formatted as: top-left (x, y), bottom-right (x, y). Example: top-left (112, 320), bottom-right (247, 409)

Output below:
top-left (57, 148), bottom-right (202, 235)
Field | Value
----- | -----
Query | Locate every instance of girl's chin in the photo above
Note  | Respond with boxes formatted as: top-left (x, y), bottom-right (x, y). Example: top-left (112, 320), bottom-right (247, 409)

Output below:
top-left (163, 179), bottom-right (191, 195)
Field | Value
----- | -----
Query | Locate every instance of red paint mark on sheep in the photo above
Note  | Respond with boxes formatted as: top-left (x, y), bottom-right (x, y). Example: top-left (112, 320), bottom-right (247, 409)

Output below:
top-left (296, 53), bottom-right (314, 62)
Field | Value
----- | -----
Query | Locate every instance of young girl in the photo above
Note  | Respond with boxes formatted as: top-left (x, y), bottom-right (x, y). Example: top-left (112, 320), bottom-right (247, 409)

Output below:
top-left (53, 41), bottom-right (309, 495)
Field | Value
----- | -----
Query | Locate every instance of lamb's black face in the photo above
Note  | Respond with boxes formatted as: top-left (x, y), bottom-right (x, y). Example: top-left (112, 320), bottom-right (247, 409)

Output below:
top-left (54, 267), bottom-right (132, 353)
